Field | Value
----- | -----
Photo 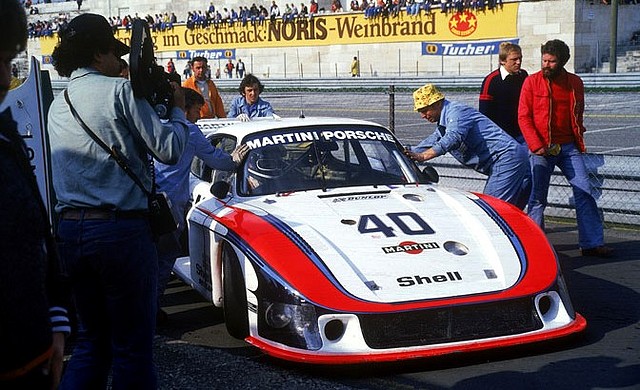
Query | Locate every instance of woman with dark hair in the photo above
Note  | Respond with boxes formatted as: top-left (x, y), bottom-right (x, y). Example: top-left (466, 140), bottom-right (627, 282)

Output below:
top-left (228, 73), bottom-right (275, 121)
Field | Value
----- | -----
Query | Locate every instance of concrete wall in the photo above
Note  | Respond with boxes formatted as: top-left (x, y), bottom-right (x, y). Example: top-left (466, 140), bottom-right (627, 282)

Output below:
top-left (27, 0), bottom-right (640, 79)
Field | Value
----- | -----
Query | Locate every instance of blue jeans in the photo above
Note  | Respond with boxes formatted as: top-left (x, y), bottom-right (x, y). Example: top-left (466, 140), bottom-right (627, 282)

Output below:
top-left (528, 142), bottom-right (604, 249)
top-left (57, 217), bottom-right (158, 390)
top-left (483, 142), bottom-right (531, 210)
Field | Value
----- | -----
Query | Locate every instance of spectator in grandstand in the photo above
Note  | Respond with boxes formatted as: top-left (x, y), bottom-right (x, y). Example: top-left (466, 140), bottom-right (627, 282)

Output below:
top-left (228, 74), bottom-right (275, 120)
top-left (518, 39), bottom-right (613, 258)
top-left (309, 0), bottom-right (318, 16)
top-left (270, 0), bottom-right (280, 22)
top-left (479, 42), bottom-right (528, 143)
top-left (299, 2), bottom-right (309, 17)
top-left (405, 83), bottom-right (530, 209)
top-left (183, 56), bottom-right (226, 118)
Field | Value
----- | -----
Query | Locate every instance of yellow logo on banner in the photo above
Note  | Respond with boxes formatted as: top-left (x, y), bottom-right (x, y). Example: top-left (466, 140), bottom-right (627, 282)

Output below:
top-left (38, 3), bottom-right (518, 54)
top-left (425, 44), bottom-right (438, 54)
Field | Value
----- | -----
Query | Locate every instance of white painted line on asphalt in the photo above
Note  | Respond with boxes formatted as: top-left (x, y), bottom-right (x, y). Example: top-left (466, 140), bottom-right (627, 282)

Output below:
top-left (586, 125), bottom-right (639, 134)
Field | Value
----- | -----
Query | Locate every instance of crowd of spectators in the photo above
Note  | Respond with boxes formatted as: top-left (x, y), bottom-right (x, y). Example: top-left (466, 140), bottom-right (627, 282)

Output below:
top-left (106, 12), bottom-right (179, 33)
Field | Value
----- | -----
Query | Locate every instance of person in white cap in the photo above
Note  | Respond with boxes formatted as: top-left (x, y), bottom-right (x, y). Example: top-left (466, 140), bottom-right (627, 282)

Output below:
top-left (405, 83), bottom-right (530, 209)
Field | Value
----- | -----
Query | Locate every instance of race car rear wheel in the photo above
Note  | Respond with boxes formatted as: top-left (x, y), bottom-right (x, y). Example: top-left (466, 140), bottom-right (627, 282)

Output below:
top-left (222, 244), bottom-right (249, 339)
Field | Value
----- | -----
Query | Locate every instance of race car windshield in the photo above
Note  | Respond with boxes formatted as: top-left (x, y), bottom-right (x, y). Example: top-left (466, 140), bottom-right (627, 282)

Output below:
top-left (239, 125), bottom-right (417, 196)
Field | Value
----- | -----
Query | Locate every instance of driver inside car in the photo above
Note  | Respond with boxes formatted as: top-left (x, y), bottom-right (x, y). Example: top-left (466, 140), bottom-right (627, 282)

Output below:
top-left (245, 144), bottom-right (287, 194)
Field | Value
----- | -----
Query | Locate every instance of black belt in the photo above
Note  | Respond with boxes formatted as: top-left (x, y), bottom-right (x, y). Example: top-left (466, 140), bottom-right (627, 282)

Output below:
top-left (60, 208), bottom-right (148, 220)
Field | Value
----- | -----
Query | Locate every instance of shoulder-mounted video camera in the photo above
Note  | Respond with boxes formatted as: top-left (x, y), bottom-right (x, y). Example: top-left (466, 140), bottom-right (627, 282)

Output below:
top-left (130, 19), bottom-right (180, 119)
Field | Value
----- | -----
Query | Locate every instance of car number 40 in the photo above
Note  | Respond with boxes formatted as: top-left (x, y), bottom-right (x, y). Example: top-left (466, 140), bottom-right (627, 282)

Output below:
top-left (357, 212), bottom-right (435, 237)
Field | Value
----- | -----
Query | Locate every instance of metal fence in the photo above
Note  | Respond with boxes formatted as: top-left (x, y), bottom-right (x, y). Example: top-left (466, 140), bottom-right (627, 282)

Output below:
top-left (215, 87), bottom-right (640, 228)
top-left (49, 80), bottom-right (640, 228)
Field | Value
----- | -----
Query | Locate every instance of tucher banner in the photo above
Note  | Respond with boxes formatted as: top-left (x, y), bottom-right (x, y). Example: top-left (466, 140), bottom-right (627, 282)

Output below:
top-left (38, 3), bottom-right (518, 55)
top-left (422, 38), bottom-right (520, 56)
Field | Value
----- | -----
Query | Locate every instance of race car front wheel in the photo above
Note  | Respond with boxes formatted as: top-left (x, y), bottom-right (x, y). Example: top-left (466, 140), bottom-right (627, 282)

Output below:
top-left (222, 243), bottom-right (250, 339)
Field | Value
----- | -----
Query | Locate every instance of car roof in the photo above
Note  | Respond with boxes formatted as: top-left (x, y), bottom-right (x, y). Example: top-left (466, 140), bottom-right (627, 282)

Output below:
top-left (195, 116), bottom-right (389, 139)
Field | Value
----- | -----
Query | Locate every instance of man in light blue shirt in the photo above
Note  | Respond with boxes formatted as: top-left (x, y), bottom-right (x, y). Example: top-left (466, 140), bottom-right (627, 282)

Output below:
top-left (405, 83), bottom-right (530, 209)
top-left (155, 88), bottom-right (248, 318)
top-left (228, 74), bottom-right (275, 121)
top-left (47, 13), bottom-right (189, 390)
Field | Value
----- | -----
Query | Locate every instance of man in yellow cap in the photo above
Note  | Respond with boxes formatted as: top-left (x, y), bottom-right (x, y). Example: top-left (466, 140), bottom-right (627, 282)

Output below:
top-left (405, 83), bottom-right (530, 209)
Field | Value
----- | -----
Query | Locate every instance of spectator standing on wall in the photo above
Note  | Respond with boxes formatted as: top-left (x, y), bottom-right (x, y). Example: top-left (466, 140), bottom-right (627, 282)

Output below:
top-left (405, 84), bottom-right (530, 209)
top-left (228, 74), bottom-right (275, 120)
top-left (0, 1), bottom-right (71, 388)
top-left (270, 0), bottom-right (280, 22)
top-left (183, 56), bottom-right (226, 118)
top-left (47, 13), bottom-right (189, 389)
top-left (236, 58), bottom-right (246, 78)
top-left (479, 42), bottom-right (529, 143)
top-left (518, 39), bottom-right (613, 258)
top-left (309, 0), bottom-right (318, 16)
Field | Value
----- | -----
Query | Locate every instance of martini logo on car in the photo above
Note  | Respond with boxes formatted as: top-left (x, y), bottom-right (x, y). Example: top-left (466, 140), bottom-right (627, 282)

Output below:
top-left (382, 241), bottom-right (440, 254)
top-left (397, 271), bottom-right (463, 287)
top-left (246, 130), bottom-right (394, 148)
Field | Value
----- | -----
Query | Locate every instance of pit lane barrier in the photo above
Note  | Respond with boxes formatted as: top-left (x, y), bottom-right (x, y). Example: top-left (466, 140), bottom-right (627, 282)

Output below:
top-left (427, 154), bottom-right (640, 228)
top-left (51, 73), bottom-right (640, 92)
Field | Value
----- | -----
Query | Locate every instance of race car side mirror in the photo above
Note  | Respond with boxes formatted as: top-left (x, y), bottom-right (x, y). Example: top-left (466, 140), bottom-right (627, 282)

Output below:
top-left (420, 166), bottom-right (439, 184)
top-left (210, 181), bottom-right (230, 199)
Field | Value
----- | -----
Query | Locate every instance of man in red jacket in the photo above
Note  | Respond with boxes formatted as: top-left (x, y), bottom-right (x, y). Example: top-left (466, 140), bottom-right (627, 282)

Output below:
top-left (518, 39), bottom-right (613, 258)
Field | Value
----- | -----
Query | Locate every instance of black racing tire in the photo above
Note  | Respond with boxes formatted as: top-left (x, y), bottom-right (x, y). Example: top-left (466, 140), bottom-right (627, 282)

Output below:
top-left (222, 243), bottom-right (250, 339)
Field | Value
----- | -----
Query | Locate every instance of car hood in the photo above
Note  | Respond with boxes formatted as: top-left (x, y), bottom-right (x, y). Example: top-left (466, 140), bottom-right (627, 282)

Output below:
top-left (236, 185), bottom-right (525, 303)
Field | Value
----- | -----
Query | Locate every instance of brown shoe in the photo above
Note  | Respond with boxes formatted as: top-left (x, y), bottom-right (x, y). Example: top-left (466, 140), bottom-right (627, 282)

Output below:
top-left (580, 245), bottom-right (614, 258)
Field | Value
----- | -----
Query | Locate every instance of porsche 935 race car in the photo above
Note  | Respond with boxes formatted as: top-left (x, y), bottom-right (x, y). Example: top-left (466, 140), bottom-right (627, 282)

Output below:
top-left (173, 116), bottom-right (586, 364)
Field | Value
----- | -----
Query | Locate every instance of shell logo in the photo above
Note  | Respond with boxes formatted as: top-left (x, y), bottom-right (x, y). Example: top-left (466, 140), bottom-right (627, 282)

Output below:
top-left (448, 11), bottom-right (478, 37)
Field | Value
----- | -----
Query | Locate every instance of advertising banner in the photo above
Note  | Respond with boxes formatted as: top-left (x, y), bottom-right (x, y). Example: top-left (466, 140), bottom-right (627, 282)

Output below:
top-left (39, 3), bottom-right (518, 55)
top-left (422, 38), bottom-right (520, 56)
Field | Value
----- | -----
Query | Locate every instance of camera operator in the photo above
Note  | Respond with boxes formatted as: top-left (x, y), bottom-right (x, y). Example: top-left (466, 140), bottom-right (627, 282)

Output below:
top-left (47, 13), bottom-right (189, 389)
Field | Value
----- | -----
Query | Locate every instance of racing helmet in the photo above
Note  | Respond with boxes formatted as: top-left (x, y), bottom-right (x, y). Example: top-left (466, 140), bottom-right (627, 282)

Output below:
top-left (247, 144), bottom-right (287, 180)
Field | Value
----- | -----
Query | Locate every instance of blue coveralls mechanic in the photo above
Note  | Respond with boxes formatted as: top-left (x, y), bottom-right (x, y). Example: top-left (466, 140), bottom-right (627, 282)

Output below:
top-left (227, 73), bottom-right (275, 121)
top-left (47, 13), bottom-right (189, 389)
top-left (154, 88), bottom-right (248, 322)
top-left (405, 83), bottom-right (530, 209)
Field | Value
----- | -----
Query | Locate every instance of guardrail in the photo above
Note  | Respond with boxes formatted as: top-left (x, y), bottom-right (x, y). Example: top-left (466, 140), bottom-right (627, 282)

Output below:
top-left (50, 72), bottom-right (640, 92)
top-left (430, 154), bottom-right (640, 228)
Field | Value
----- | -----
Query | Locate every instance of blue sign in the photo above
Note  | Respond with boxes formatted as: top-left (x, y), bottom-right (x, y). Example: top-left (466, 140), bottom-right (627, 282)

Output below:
top-left (422, 39), bottom-right (519, 56)
top-left (176, 49), bottom-right (236, 60)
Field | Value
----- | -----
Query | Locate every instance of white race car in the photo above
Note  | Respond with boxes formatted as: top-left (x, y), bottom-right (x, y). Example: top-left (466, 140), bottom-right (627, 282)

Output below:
top-left (174, 116), bottom-right (586, 364)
